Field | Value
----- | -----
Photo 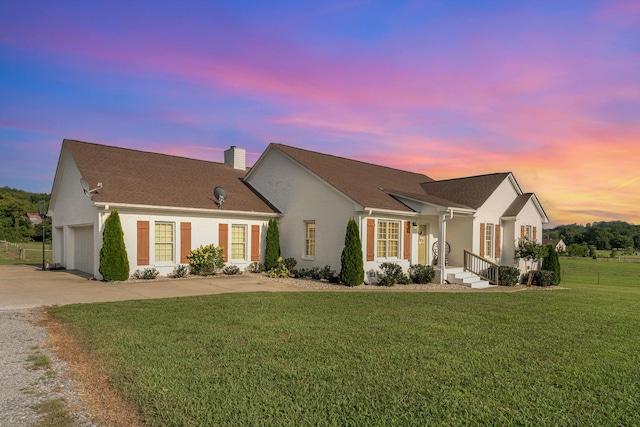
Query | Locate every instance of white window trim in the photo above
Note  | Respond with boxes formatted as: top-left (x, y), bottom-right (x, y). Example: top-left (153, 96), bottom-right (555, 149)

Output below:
top-left (377, 219), bottom-right (401, 260)
top-left (231, 224), bottom-right (247, 261)
top-left (303, 220), bottom-right (316, 260)
top-left (154, 221), bottom-right (175, 264)
top-left (484, 223), bottom-right (495, 259)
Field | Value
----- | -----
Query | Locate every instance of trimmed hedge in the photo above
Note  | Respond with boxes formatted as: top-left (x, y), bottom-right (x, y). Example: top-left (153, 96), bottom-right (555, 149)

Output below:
top-left (408, 264), bottom-right (435, 284)
top-left (531, 270), bottom-right (557, 287)
top-left (498, 266), bottom-right (520, 286)
top-left (340, 218), bottom-right (365, 286)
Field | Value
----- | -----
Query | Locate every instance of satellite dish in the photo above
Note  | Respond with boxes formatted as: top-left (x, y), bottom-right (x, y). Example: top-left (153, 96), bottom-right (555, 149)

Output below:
top-left (214, 186), bottom-right (227, 209)
top-left (80, 178), bottom-right (103, 198)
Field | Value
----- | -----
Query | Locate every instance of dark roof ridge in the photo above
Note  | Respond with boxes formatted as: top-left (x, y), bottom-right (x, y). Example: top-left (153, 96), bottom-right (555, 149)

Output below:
top-left (271, 143), bottom-right (434, 181)
top-left (425, 171), bottom-right (512, 184)
top-left (64, 138), bottom-right (231, 169)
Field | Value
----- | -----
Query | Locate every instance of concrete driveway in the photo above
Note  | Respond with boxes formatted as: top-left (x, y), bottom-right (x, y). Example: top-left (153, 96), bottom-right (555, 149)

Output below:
top-left (0, 265), bottom-right (300, 310)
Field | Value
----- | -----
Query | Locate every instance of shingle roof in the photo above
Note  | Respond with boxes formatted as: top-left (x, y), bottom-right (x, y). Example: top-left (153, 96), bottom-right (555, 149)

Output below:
top-left (502, 193), bottom-right (533, 218)
top-left (419, 173), bottom-right (513, 209)
top-left (64, 139), bottom-right (277, 213)
top-left (271, 144), bottom-right (435, 212)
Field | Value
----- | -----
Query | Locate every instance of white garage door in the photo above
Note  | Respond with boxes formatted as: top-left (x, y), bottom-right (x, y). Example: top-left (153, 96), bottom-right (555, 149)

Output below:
top-left (73, 226), bottom-right (94, 275)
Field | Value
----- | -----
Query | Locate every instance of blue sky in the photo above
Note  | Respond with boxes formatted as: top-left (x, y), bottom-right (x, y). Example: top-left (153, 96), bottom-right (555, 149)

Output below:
top-left (1, 0), bottom-right (639, 225)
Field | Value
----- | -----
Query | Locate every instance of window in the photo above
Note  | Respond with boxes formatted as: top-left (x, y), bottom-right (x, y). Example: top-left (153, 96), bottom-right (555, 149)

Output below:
top-left (484, 223), bottom-right (494, 258)
top-left (304, 221), bottom-right (316, 257)
top-left (155, 222), bottom-right (174, 262)
top-left (524, 225), bottom-right (532, 240)
top-left (377, 220), bottom-right (399, 258)
top-left (231, 225), bottom-right (246, 260)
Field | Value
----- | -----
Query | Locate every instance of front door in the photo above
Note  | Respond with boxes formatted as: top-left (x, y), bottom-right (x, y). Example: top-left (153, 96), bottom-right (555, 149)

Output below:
top-left (418, 224), bottom-right (428, 264)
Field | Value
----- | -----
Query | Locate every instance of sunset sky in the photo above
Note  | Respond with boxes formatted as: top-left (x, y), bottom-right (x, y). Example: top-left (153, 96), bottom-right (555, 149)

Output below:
top-left (1, 1), bottom-right (638, 226)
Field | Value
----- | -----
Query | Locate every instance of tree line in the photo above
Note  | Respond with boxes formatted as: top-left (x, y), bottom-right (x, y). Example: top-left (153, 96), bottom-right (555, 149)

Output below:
top-left (0, 187), bottom-right (51, 242)
top-left (543, 221), bottom-right (640, 252)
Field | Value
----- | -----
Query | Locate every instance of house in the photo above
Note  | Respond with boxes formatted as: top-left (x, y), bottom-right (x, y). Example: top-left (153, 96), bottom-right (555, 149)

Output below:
top-left (27, 212), bottom-right (43, 225)
top-left (542, 238), bottom-right (566, 253)
top-left (244, 143), bottom-right (549, 285)
top-left (49, 140), bottom-right (278, 279)
top-left (49, 139), bottom-right (549, 285)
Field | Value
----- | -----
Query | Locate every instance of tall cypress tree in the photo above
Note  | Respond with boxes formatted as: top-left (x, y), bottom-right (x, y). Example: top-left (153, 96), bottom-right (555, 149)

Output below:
top-left (264, 218), bottom-right (280, 271)
top-left (99, 210), bottom-right (130, 281)
top-left (340, 218), bottom-right (364, 286)
top-left (542, 243), bottom-right (561, 284)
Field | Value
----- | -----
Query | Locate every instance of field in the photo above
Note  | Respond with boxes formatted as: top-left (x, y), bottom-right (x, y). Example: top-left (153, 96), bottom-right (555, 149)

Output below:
top-left (50, 258), bottom-right (640, 426)
top-left (0, 241), bottom-right (51, 266)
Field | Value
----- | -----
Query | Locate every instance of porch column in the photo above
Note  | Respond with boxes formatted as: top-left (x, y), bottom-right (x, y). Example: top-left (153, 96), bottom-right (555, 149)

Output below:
top-left (439, 213), bottom-right (447, 284)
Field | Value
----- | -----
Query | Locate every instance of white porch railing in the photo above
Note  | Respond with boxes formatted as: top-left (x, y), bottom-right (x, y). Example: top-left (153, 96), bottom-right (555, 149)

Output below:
top-left (463, 249), bottom-right (499, 285)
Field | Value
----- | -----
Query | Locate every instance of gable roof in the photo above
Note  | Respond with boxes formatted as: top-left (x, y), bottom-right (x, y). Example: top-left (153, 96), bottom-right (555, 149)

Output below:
top-left (502, 192), bottom-right (549, 223)
top-left (268, 143), bottom-right (436, 212)
top-left (58, 139), bottom-right (277, 214)
top-left (419, 173), bottom-right (514, 210)
top-left (502, 193), bottom-right (534, 218)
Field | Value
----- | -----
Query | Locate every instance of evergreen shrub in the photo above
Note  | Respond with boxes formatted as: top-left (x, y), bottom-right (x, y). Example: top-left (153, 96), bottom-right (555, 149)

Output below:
top-left (99, 210), bottom-right (130, 281)
top-left (408, 264), bottom-right (435, 284)
top-left (531, 270), bottom-right (557, 287)
top-left (340, 218), bottom-right (364, 286)
top-left (542, 244), bottom-right (562, 284)
top-left (264, 219), bottom-right (281, 271)
top-left (498, 266), bottom-right (520, 286)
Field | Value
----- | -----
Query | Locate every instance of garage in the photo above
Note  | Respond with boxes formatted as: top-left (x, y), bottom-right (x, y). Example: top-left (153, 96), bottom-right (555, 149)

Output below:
top-left (73, 226), bottom-right (94, 275)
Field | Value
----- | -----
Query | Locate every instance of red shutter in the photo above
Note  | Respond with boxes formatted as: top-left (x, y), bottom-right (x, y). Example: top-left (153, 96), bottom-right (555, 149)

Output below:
top-left (180, 222), bottom-right (191, 263)
top-left (219, 223), bottom-right (228, 262)
top-left (366, 219), bottom-right (375, 261)
top-left (137, 221), bottom-right (149, 265)
top-left (251, 225), bottom-right (260, 262)
top-left (521, 225), bottom-right (525, 240)
top-left (479, 223), bottom-right (485, 257)
top-left (533, 226), bottom-right (537, 242)
top-left (404, 221), bottom-right (411, 261)
top-left (495, 224), bottom-right (501, 259)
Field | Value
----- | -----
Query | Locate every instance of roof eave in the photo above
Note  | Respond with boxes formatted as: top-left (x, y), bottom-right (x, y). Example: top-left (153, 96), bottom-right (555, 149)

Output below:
top-left (93, 202), bottom-right (279, 218)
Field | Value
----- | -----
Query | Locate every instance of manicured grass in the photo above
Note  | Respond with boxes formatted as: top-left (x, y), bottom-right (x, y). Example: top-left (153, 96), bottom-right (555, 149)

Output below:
top-left (51, 270), bottom-right (640, 426)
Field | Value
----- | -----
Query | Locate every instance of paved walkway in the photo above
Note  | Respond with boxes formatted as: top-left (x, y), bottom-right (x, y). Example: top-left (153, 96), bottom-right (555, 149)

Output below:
top-left (0, 265), bottom-right (299, 310)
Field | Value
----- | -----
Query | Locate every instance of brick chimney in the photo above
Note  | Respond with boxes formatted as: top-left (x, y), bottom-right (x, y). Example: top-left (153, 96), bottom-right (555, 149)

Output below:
top-left (224, 146), bottom-right (246, 170)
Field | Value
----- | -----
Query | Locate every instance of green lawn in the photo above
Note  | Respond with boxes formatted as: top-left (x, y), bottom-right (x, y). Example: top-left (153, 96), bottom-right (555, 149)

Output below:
top-left (0, 241), bottom-right (51, 266)
top-left (50, 262), bottom-right (640, 426)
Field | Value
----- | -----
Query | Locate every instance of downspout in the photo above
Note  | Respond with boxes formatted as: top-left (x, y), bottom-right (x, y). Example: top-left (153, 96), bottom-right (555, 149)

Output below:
top-left (439, 208), bottom-right (454, 284)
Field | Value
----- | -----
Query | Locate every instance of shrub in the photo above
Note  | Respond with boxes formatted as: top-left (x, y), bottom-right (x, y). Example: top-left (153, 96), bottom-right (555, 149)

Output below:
top-left (171, 264), bottom-right (190, 278)
top-left (223, 265), bottom-right (241, 275)
top-left (408, 264), bottom-right (435, 284)
top-left (542, 244), bottom-right (561, 284)
top-left (340, 218), bottom-right (364, 286)
top-left (497, 266), bottom-right (520, 286)
top-left (131, 267), bottom-right (159, 280)
top-left (264, 219), bottom-right (281, 271)
top-left (99, 210), bottom-right (130, 281)
top-left (531, 270), bottom-right (557, 287)
top-left (187, 244), bottom-right (225, 276)
top-left (267, 257), bottom-right (290, 278)
top-left (377, 262), bottom-right (409, 286)
top-left (246, 262), bottom-right (265, 273)
top-left (283, 257), bottom-right (297, 272)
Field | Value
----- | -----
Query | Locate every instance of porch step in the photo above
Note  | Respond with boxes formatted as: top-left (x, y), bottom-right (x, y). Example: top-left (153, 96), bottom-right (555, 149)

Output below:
top-left (447, 269), bottom-right (496, 289)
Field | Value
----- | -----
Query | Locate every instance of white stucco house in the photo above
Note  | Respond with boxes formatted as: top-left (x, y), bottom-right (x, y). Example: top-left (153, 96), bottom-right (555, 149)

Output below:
top-left (49, 140), bottom-right (278, 279)
top-left (49, 139), bottom-right (548, 285)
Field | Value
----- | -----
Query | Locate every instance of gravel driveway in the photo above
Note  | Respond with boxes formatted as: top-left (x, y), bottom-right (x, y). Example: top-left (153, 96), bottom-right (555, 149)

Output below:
top-left (0, 308), bottom-right (97, 427)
